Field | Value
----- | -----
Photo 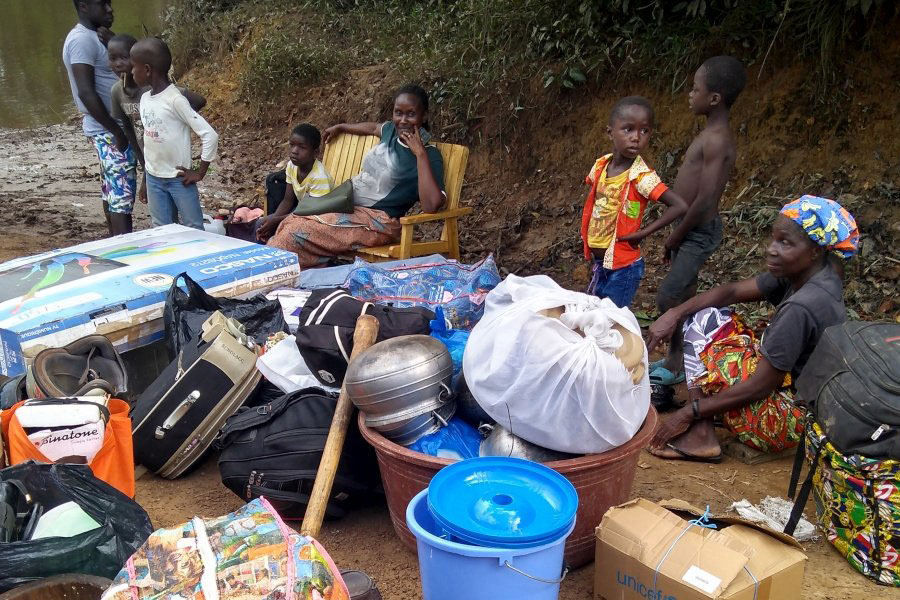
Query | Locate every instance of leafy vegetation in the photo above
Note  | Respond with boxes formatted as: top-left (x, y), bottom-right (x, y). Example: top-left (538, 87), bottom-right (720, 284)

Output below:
top-left (164, 0), bottom-right (895, 126)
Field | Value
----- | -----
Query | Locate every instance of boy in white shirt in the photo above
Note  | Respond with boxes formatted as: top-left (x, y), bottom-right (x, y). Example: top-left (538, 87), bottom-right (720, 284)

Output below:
top-left (130, 38), bottom-right (218, 230)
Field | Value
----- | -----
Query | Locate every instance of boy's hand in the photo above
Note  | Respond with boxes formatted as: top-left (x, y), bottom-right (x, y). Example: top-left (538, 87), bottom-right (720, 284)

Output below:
top-left (177, 166), bottom-right (204, 185)
top-left (138, 177), bottom-right (148, 204)
top-left (113, 127), bottom-right (129, 153)
top-left (399, 128), bottom-right (427, 157)
top-left (97, 26), bottom-right (114, 46)
top-left (618, 231), bottom-right (644, 249)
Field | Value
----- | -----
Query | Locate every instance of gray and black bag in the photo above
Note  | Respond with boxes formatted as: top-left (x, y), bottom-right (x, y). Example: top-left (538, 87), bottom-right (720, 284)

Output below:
top-left (796, 321), bottom-right (900, 459)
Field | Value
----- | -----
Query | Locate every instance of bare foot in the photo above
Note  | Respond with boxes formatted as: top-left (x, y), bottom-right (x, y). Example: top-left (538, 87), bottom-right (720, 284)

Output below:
top-left (649, 418), bottom-right (722, 462)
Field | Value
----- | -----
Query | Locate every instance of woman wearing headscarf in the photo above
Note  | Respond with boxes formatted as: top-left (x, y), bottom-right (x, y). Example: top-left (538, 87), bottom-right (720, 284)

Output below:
top-left (646, 196), bottom-right (860, 462)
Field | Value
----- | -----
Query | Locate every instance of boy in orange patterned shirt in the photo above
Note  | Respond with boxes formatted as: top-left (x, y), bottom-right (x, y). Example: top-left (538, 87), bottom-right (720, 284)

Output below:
top-left (580, 96), bottom-right (688, 308)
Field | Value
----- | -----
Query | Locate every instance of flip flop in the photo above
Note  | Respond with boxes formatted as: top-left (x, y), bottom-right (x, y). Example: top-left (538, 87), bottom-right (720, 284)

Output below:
top-left (649, 366), bottom-right (686, 386)
top-left (649, 358), bottom-right (666, 372)
top-left (652, 443), bottom-right (723, 464)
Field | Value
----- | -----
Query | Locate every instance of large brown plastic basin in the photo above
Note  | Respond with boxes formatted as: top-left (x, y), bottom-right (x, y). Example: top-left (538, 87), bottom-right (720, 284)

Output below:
top-left (359, 406), bottom-right (658, 568)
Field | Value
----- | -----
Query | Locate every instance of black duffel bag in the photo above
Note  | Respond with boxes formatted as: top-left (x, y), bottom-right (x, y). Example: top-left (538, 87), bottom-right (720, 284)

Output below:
top-left (295, 288), bottom-right (434, 386)
top-left (796, 321), bottom-right (900, 459)
top-left (217, 388), bottom-right (379, 520)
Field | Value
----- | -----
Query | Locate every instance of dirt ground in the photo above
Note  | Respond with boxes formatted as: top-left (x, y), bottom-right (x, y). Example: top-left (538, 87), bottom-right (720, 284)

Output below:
top-left (2, 122), bottom-right (897, 599)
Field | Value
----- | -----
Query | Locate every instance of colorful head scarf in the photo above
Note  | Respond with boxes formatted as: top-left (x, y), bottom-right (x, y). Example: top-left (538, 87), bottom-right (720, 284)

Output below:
top-left (780, 195), bottom-right (859, 260)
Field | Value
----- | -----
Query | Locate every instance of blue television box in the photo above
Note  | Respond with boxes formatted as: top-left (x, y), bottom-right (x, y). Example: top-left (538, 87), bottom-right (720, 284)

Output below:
top-left (0, 224), bottom-right (299, 376)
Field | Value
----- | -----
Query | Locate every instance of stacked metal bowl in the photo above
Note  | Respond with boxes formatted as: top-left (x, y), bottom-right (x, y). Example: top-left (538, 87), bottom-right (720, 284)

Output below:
top-left (345, 335), bottom-right (455, 446)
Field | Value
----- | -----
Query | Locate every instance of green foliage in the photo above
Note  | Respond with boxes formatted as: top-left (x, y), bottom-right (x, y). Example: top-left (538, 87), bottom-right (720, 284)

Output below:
top-left (164, 0), bottom-right (896, 124)
top-left (239, 30), bottom-right (348, 102)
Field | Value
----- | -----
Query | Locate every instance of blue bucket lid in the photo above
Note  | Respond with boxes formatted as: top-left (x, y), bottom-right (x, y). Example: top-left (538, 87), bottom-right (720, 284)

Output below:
top-left (427, 457), bottom-right (578, 548)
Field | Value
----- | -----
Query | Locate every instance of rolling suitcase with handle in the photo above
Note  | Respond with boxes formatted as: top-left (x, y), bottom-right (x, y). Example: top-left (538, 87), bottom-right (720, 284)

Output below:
top-left (131, 312), bottom-right (261, 478)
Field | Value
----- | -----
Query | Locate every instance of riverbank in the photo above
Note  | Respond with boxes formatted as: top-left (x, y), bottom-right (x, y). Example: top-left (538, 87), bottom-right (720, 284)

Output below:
top-left (1, 119), bottom-right (893, 599)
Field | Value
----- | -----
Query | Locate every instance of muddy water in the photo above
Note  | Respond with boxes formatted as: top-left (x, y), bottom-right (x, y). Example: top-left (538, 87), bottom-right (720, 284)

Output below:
top-left (0, 0), bottom-right (168, 129)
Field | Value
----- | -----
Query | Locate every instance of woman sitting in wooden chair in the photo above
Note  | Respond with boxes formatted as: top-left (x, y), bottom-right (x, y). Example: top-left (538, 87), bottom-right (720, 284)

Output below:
top-left (267, 84), bottom-right (445, 268)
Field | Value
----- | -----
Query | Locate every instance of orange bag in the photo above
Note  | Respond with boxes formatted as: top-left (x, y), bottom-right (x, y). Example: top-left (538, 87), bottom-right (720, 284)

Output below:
top-left (1, 398), bottom-right (135, 497)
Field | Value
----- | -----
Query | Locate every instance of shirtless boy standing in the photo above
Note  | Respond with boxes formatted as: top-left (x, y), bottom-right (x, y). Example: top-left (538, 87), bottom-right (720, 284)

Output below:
top-left (651, 56), bottom-right (746, 386)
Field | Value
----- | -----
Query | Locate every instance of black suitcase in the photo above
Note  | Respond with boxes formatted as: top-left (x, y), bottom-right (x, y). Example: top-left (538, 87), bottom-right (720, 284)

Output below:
top-left (797, 321), bottom-right (900, 459)
top-left (132, 313), bottom-right (261, 478)
top-left (217, 387), bottom-right (379, 519)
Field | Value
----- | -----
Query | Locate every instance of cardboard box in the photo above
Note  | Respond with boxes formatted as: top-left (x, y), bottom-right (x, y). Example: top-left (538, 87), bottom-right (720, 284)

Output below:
top-left (595, 498), bottom-right (807, 600)
top-left (0, 225), bottom-right (299, 376)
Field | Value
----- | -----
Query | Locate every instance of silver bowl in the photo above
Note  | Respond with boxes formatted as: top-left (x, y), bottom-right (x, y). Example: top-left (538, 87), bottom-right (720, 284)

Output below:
top-left (479, 424), bottom-right (577, 463)
top-left (346, 335), bottom-right (453, 421)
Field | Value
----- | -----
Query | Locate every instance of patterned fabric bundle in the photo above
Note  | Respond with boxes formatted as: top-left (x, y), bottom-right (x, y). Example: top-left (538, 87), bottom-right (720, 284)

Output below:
top-left (805, 421), bottom-right (900, 586)
top-left (780, 195), bottom-right (859, 260)
top-left (102, 498), bottom-right (349, 600)
top-left (698, 314), bottom-right (805, 453)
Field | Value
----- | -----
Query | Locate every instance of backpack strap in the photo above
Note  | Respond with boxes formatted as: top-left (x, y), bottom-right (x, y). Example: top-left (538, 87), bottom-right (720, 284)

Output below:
top-left (218, 388), bottom-right (327, 445)
top-left (784, 421), bottom-right (821, 536)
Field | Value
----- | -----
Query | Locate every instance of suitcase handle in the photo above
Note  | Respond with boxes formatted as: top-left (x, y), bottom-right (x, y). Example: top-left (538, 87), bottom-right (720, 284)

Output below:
top-left (155, 390), bottom-right (201, 439)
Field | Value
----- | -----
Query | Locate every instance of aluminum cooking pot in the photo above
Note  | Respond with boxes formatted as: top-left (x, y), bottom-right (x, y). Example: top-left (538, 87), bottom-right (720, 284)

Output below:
top-left (346, 335), bottom-right (453, 421)
top-left (479, 424), bottom-right (577, 463)
top-left (367, 400), bottom-right (456, 446)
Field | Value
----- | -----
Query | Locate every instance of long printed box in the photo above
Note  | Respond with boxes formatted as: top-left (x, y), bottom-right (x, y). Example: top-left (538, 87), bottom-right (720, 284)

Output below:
top-left (0, 224), bottom-right (299, 376)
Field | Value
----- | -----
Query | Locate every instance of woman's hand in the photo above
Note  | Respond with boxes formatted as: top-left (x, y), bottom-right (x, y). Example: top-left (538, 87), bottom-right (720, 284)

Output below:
top-left (322, 124), bottom-right (344, 145)
top-left (399, 128), bottom-right (427, 158)
top-left (646, 308), bottom-right (680, 352)
top-left (649, 406), bottom-right (694, 449)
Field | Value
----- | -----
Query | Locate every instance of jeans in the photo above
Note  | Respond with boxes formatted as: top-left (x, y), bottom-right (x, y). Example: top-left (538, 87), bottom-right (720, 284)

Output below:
top-left (145, 173), bottom-right (204, 230)
top-left (587, 257), bottom-right (645, 309)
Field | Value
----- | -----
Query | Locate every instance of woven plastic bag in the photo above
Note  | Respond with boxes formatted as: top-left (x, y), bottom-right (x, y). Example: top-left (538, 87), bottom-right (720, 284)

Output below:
top-left (463, 274), bottom-right (650, 454)
top-left (102, 498), bottom-right (349, 600)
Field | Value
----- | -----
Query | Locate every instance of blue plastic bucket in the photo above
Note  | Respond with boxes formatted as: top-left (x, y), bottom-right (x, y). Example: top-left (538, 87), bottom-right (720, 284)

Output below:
top-left (407, 490), bottom-right (574, 600)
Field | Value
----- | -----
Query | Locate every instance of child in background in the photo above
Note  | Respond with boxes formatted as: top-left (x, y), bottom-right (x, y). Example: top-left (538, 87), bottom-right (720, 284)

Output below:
top-left (652, 56), bottom-right (746, 387)
top-left (256, 124), bottom-right (333, 243)
top-left (107, 34), bottom-right (206, 229)
top-left (581, 96), bottom-right (688, 308)
top-left (130, 37), bottom-right (218, 230)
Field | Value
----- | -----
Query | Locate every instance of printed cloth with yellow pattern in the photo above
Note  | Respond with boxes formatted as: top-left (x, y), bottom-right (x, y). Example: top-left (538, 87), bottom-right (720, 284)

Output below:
top-left (805, 420), bottom-right (900, 586)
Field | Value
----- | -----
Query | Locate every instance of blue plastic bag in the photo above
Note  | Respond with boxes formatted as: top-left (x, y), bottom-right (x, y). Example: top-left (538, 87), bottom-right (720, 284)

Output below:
top-left (342, 255), bottom-right (500, 330)
top-left (408, 417), bottom-right (482, 461)
top-left (430, 307), bottom-right (469, 378)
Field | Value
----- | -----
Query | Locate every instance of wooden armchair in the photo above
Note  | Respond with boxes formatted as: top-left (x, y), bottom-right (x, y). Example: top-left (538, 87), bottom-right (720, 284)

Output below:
top-left (321, 133), bottom-right (471, 260)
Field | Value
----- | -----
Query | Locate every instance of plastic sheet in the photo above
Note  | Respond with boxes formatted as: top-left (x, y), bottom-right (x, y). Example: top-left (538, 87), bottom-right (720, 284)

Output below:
top-left (408, 417), bottom-right (482, 461)
top-left (430, 307), bottom-right (469, 378)
top-left (343, 255), bottom-right (501, 330)
top-left (0, 462), bottom-right (153, 592)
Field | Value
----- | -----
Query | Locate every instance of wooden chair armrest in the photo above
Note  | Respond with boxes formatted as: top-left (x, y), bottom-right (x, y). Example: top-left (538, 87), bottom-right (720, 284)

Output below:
top-left (399, 207), bottom-right (473, 226)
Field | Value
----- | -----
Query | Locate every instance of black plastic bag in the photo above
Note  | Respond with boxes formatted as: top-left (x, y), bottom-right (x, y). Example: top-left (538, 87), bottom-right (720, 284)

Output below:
top-left (163, 272), bottom-right (287, 358)
top-left (0, 462), bottom-right (153, 591)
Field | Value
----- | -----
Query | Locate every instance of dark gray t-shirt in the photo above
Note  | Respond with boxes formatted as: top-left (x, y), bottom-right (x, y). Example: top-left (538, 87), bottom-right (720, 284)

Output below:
top-left (756, 264), bottom-right (846, 379)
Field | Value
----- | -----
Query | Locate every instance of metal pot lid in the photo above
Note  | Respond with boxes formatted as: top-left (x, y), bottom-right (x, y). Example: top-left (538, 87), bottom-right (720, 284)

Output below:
top-left (427, 457), bottom-right (577, 548)
top-left (345, 335), bottom-right (451, 387)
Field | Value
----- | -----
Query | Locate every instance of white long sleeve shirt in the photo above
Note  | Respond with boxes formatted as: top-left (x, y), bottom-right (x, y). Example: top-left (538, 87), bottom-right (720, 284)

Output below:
top-left (139, 84), bottom-right (218, 178)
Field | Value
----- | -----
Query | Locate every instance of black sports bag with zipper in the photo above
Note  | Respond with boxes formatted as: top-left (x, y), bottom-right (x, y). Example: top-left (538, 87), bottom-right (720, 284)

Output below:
top-left (217, 387), bottom-right (380, 519)
top-left (796, 321), bottom-right (900, 459)
top-left (295, 288), bottom-right (434, 386)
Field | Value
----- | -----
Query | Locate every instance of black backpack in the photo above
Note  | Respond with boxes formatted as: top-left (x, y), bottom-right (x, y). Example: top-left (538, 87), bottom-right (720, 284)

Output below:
top-left (217, 387), bottom-right (380, 520)
top-left (797, 321), bottom-right (900, 459)
top-left (295, 289), bottom-right (434, 386)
